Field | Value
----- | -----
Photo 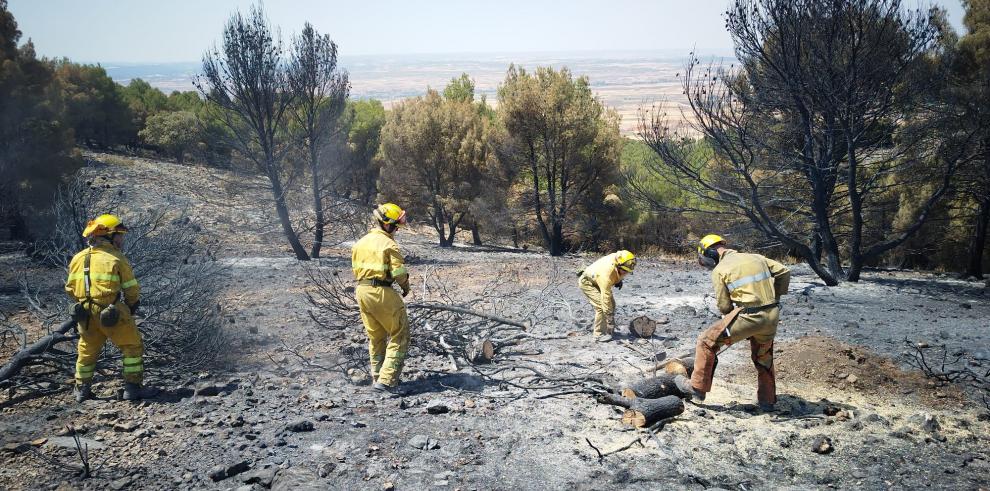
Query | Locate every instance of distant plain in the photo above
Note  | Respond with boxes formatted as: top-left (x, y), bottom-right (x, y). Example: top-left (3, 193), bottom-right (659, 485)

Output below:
top-left (105, 51), bottom-right (734, 134)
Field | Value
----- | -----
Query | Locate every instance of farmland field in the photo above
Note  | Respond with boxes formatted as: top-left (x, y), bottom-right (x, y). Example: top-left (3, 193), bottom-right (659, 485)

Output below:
top-left (105, 50), bottom-right (731, 134)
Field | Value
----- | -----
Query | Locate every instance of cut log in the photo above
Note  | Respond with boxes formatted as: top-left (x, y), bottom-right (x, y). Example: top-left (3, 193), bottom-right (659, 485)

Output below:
top-left (0, 319), bottom-right (77, 384)
top-left (465, 338), bottom-right (495, 364)
top-left (620, 374), bottom-right (680, 399)
top-left (657, 357), bottom-right (694, 377)
top-left (622, 396), bottom-right (685, 427)
top-left (628, 316), bottom-right (656, 338)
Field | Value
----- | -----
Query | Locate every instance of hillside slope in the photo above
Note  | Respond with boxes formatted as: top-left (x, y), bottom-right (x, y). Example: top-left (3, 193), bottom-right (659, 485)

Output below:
top-left (2, 156), bottom-right (988, 490)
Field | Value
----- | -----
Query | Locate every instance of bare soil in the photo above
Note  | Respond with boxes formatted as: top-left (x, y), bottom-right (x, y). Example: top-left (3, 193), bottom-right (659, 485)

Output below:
top-left (2, 157), bottom-right (988, 491)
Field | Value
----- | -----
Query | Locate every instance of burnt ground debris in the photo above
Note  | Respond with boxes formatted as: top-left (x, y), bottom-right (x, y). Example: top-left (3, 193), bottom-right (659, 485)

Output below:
top-left (1, 156), bottom-right (989, 490)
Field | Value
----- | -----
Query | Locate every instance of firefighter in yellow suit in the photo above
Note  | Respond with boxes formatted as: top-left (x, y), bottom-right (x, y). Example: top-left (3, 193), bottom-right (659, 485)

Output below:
top-left (578, 250), bottom-right (637, 342)
top-left (65, 214), bottom-right (154, 402)
top-left (687, 234), bottom-right (790, 411)
top-left (352, 203), bottom-right (411, 394)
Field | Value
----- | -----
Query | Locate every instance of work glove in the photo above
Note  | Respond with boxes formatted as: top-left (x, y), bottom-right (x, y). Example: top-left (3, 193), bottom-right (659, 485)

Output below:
top-left (127, 301), bottom-right (141, 316)
top-left (615, 281), bottom-right (623, 290)
top-left (99, 304), bottom-right (120, 327)
top-left (401, 288), bottom-right (410, 298)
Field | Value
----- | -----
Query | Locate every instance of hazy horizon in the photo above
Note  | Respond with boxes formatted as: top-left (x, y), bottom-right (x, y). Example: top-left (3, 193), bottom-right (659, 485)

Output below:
top-left (92, 50), bottom-right (710, 135)
top-left (7, 0), bottom-right (965, 63)
top-left (84, 48), bottom-right (737, 66)
top-left (8, 0), bottom-right (966, 137)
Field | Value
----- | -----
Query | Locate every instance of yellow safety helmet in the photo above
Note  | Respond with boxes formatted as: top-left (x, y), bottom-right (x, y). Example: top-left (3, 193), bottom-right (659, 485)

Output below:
top-left (698, 234), bottom-right (725, 255)
top-left (82, 214), bottom-right (128, 238)
top-left (373, 203), bottom-right (407, 227)
top-left (698, 234), bottom-right (725, 268)
top-left (615, 250), bottom-right (636, 272)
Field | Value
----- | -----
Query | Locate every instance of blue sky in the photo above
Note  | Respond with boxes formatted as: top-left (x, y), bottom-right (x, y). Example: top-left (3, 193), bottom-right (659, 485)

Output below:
top-left (8, 0), bottom-right (967, 62)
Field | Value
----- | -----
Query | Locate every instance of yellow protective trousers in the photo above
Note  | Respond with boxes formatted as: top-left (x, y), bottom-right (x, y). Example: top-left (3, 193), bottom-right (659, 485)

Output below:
top-left (356, 285), bottom-right (410, 387)
top-left (75, 304), bottom-right (144, 384)
top-left (578, 275), bottom-right (615, 336)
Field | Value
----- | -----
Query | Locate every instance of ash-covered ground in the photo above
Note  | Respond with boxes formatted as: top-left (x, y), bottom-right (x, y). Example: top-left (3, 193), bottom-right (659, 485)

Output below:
top-left (2, 157), bottom-right (989, 491)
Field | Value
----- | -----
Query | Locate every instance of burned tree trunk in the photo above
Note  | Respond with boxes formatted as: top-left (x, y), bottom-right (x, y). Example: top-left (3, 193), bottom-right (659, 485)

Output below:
top-left (629, 316), bottom-right (656, 338)
top-left (620, 373), bottom-right (682, 399)
top-left (965, 196), bottom-right (990, 279)
top-left (471, 222), bottom-right (483, 246)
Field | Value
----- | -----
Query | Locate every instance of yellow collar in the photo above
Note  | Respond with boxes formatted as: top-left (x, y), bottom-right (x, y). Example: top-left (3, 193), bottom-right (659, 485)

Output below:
top-left (371, 227), bottom-right (394, 239)
top-left (89, 239), bottom-right (119, 252)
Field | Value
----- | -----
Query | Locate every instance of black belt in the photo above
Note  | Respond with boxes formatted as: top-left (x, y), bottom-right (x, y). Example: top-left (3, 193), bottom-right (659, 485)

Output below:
top-left (357, 279), bottom-right (393, 287)
top-left (741, 302), bottom-right (779, 314)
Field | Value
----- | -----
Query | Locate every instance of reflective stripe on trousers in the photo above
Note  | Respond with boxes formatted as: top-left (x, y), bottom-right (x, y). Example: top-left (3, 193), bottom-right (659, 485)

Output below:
top-left (123, 356), bottom-right (143, 374)
top-left (75, 363), bottom-right (96, 381)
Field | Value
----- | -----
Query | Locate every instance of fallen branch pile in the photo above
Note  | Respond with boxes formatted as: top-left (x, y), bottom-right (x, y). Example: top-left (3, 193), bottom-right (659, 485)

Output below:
top-left (0, 318), bottom-right (77, 385)
top-left (305, 264), bottom-right (564, 371)
top-left (1, 169), bottom-right (226, 398)
top-left (904, 339), bottom-right (990, 409)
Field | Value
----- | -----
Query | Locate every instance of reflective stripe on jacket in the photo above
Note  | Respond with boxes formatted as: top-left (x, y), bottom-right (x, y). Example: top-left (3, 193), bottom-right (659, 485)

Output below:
top-left (351, 228), bottom-right (409, 292)
top-left (65, 241), bottom-right (140, 307)
top-left (712, 250), bottom-right (790, 314)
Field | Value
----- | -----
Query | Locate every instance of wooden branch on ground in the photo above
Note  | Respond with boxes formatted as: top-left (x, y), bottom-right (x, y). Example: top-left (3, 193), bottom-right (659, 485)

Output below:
top-left (585, 438), bottom-right (603, 461)
top-left (438, 336), bottom-right (459, 371)
top-left (407, 302), bottom-right (529, 330)
top-left (493, 332), bottom-right (574, 346)
top-left (603, 436), bottom-right (645, 457)
top-left (0, 319), bottom-right (76, 384)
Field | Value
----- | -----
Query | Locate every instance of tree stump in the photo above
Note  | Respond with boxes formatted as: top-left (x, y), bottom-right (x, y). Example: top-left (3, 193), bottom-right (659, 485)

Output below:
top-left (620, 373), bottom-right (680, 399)
top-left (465, 338), bottom-right (494, 364)
top-left (628, 316), bottom-right (656, 338)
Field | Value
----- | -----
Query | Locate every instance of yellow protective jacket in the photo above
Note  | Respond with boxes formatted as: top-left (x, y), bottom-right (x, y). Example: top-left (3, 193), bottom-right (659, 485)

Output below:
top-left (581, 252), bottom-right (628, 318)
top-left (351, 228), bottom-right (410, 291)
top-left (711, 250), bottom-right (790, 314)
top-left (65, 240), bottom-right (140, 311)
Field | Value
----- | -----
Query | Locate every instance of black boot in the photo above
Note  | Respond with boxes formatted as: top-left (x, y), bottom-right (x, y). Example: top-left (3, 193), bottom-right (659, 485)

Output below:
top-left (123, 383), bottom-right (158, 401)
top-left (74, 383), bottom-right (92, 403)
top-left (372, 382), bottom-right (402, 397)
top-left (674, 375), bottom-right (704, 401)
